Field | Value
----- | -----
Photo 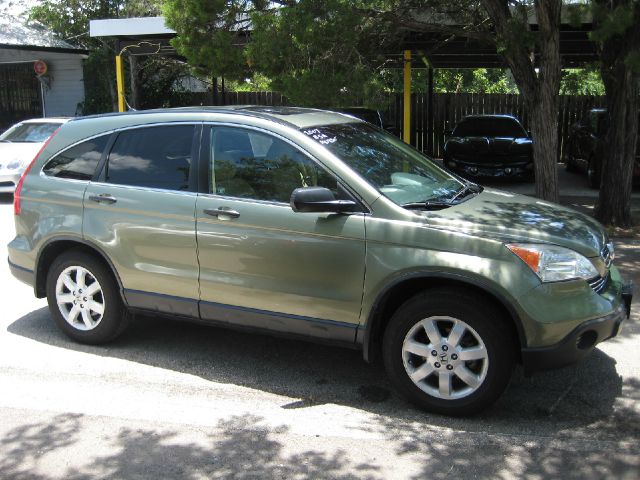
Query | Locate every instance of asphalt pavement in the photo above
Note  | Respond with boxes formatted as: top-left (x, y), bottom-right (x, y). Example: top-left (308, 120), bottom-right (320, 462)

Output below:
top-left (0, 175), bottom-right (638, 479)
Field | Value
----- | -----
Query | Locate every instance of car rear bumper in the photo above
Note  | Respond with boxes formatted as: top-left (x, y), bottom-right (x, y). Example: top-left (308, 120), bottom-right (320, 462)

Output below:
top-left (521, 280), bottom-right (633, 374)
top-left (8, 258), bottom-right (35, 287)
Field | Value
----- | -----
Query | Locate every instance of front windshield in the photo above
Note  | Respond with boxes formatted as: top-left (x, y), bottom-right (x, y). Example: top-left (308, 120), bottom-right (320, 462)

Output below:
top-left (0, 122), bottom-right (60, 143)
top-left (302, 122), bottom-right (465, 206)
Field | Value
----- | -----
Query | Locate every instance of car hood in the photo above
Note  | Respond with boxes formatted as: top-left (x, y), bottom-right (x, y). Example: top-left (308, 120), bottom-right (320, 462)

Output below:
top-left (425, 188), bottom-right (607, 257)
top-left (0, 142), bottom-right (43, 170)
top-left (445, 136), bottom-right (531, 157)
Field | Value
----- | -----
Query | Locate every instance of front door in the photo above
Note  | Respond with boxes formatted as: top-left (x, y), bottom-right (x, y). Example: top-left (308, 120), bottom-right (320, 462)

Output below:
top-left (195, 125), bottom-right (366, 343)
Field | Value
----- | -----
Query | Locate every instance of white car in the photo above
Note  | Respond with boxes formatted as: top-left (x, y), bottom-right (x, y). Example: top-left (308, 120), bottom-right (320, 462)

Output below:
top-left (0, 118), bottom-right (69, 193)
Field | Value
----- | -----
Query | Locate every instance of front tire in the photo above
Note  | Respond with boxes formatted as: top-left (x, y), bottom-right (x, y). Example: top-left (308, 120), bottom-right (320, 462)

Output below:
top-left (382, 289), bottom-right (515, 416)
top-left (46, 250), bottom-right (129, 344)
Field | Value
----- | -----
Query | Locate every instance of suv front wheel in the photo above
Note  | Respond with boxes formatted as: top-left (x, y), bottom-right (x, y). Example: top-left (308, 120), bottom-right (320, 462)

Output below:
top-left (46, 250), bottom-right (129, 344)
top-left (383, 289), bottom-right (514, 416)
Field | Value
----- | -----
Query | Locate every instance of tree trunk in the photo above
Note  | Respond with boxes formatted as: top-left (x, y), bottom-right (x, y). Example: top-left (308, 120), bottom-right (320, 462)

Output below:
top-left (594, 0), bottom-right (640, 227)
top-left (527, 85), bottom-right (560, 202)
top-left (482, 0), bottom-right (562, 202)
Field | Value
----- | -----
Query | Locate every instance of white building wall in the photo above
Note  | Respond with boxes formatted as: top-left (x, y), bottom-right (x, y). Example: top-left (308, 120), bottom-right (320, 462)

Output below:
top-left (0, 48), bottom-right (86, 117)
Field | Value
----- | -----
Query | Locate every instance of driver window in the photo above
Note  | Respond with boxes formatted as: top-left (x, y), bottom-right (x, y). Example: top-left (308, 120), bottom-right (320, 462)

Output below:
top-left (210, 127), bottom-right (338, 202)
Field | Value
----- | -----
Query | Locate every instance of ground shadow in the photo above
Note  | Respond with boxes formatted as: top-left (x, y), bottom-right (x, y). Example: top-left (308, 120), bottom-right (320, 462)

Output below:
top-left (0, 193), bottom-right (13, 205)
top-left (0, 413), bottom-right (381, 479)
top-left (7, 305), bottom-right (638, 440)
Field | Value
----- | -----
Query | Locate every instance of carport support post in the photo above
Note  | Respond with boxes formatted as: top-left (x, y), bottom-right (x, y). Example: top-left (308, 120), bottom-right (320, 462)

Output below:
top-left (115, 55), bottom-right (126, 112)
top-left (403, 50), bottom-right (412, 144)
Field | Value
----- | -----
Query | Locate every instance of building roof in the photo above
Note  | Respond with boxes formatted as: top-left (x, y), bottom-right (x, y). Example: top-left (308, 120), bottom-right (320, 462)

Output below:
top-left (90, 13), bottom-right (598, 68)
top-left (0, 15), bottom-right (87, 53)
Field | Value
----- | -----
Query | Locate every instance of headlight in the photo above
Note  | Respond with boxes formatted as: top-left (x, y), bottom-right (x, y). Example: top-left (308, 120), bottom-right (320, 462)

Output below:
top-left (506, 243), bottom-right (598, 282)
top-left (7, 160), bottom-right (22, 170)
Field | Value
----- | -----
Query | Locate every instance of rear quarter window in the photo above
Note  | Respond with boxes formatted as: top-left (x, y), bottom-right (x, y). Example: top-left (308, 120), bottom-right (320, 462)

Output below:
top-left (43, 135), bottom-right (108, 180)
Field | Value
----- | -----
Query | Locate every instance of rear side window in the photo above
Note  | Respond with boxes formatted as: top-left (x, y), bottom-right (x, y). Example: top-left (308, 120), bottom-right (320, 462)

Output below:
top-left (104, 125), bottom-right (195, 191)
top-left (43, 135), bottom-right (108, 180)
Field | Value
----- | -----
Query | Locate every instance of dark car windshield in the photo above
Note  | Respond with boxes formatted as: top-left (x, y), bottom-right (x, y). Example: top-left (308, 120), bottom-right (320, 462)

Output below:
top-left (0, 122), bottom-right (61, 143)
top-left (302, 123), bottom-right (465, 206)
top-left (453, 117), bottom-right (526, 138)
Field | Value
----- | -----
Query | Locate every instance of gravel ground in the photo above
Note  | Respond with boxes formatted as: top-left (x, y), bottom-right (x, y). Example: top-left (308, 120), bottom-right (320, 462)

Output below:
top-left (0, 178), bottom-right (638, 479)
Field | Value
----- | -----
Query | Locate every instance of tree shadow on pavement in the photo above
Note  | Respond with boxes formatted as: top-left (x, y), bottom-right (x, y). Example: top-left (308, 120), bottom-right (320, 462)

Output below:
top-left (7, 307), bottom-right (639, 441)
top-left (0, 413), bottom-right (381, 480)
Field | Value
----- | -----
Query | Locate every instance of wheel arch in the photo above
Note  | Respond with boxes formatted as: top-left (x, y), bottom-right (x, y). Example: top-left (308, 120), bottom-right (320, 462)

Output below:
top-left (35, 236), bottom-right (125, 302)
top-left (361, 272), bottom-right (526, 364)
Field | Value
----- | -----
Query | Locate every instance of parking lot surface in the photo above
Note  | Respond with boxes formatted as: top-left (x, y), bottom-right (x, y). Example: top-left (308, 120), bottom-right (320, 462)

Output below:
top-left (0, 188), bottom-right (638, 479)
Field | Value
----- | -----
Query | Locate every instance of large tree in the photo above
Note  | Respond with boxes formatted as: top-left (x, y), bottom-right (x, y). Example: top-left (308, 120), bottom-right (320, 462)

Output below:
top-left (592, 0), bottom-right (639, 227)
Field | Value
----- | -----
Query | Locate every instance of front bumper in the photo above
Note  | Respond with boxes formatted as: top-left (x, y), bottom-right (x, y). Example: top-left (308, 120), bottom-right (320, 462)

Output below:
top-left (444, 157), bottom-right (533, 179)
top-left (521, 280), bottom-right (633, 374)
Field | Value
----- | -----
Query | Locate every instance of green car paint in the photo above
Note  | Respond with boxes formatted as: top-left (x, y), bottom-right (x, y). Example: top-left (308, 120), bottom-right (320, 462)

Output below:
top-left (8, 106), bottom-right (631, 385)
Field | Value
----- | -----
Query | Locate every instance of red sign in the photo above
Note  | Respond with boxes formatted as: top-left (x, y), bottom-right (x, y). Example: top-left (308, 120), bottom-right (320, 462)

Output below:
top-left (34, 60), bottom-right (48, 76)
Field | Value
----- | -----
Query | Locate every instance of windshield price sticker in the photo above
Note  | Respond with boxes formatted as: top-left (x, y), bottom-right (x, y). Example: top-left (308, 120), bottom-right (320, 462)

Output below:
top-left (303, 128), bottom-right (337, 145)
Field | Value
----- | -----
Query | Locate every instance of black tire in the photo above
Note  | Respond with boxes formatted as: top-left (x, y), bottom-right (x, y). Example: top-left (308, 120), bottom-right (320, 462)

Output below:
top-left (382, 289), bottom-right (515, 416)
top-left (587, 156), bottom-right (601, 189)
top-left (46, 249), bottom-right (129, 344)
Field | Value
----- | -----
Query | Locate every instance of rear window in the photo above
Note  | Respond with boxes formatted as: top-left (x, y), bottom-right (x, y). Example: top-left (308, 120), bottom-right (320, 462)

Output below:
top-left (1, 122), bottom-right (61, 143)
top-left (43, 135), bottom-right (108, 181)
top-left (452, 117), bottom-right (526, 138)
top-left (104, 125), bottom-right (194, 191)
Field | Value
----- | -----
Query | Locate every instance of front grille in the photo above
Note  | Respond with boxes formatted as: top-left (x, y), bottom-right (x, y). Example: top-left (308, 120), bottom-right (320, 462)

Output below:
top-left (0, 181), bottom-right (15, 187)
top-left (589, 272), bottom-right (610, 294)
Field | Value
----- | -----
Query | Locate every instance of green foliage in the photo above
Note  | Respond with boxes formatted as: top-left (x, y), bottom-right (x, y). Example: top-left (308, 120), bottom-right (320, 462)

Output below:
top-left (559, 68), bottom-right (605, 95)
top-left (162, 0), bottom-right (249, 79)
top-left (590, 2), bottom-right (637, 42)
top-left (246, 0), bottom-right (384, 106)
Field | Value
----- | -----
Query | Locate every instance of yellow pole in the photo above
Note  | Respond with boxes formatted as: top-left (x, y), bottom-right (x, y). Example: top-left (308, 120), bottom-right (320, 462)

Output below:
top-left (403, 50), bottom-right (411, 144)
top-left (115, 55), bottom-right (126, 112)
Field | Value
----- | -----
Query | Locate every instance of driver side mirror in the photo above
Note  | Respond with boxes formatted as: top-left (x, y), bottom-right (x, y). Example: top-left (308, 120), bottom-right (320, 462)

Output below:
top-left (290, 187), bottom-right (359, 213)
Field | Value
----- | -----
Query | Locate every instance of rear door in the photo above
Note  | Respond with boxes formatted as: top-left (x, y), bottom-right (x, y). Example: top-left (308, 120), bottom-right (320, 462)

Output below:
top-left (83, 123), bottom-right (201, 317)
top-left (195, 124), bottom-right (366, 343)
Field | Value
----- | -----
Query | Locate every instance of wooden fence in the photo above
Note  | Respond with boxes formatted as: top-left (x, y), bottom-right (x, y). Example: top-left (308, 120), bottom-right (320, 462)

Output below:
top-left (181, 91), bottom-right (605, 159)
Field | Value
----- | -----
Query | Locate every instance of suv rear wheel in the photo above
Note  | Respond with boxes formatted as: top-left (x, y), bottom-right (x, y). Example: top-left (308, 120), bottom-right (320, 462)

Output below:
top-left (382, 289), bottom-right (514, 416)
top-left (46, 250), bottom-right (129, 344)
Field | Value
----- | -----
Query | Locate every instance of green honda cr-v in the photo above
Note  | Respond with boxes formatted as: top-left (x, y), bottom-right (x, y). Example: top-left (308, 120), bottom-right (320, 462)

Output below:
top-left (8, 106), bottom-right (633, 415)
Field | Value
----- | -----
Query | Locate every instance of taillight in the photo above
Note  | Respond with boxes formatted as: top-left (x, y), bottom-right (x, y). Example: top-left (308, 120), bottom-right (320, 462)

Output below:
top-left (14, 128), bottom-right (59, 215)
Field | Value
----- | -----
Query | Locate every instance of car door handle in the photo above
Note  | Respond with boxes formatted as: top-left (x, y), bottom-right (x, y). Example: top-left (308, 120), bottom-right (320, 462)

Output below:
top-left (204, 207), bottom-right (240, 219)
top-left (88, 194), bottom-right (117, 205)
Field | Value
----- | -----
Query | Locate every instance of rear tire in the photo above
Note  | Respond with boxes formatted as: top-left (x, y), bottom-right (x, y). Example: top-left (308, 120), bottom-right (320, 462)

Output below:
top-left (382, 289), bottom-right (514, 416)
top-left (46, 250), bottom-right (129, 344)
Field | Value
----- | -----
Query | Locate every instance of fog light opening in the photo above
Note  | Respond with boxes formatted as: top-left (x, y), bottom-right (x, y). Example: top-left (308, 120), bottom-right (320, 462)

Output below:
top-left (576, 330), bottom-right (597, 350)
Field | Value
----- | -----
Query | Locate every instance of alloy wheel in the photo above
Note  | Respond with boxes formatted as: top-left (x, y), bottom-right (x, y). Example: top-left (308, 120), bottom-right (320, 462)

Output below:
top-left (402, 316), bottom-right (489, 400)
top-left (55, 265), bottom-right (105, 331)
